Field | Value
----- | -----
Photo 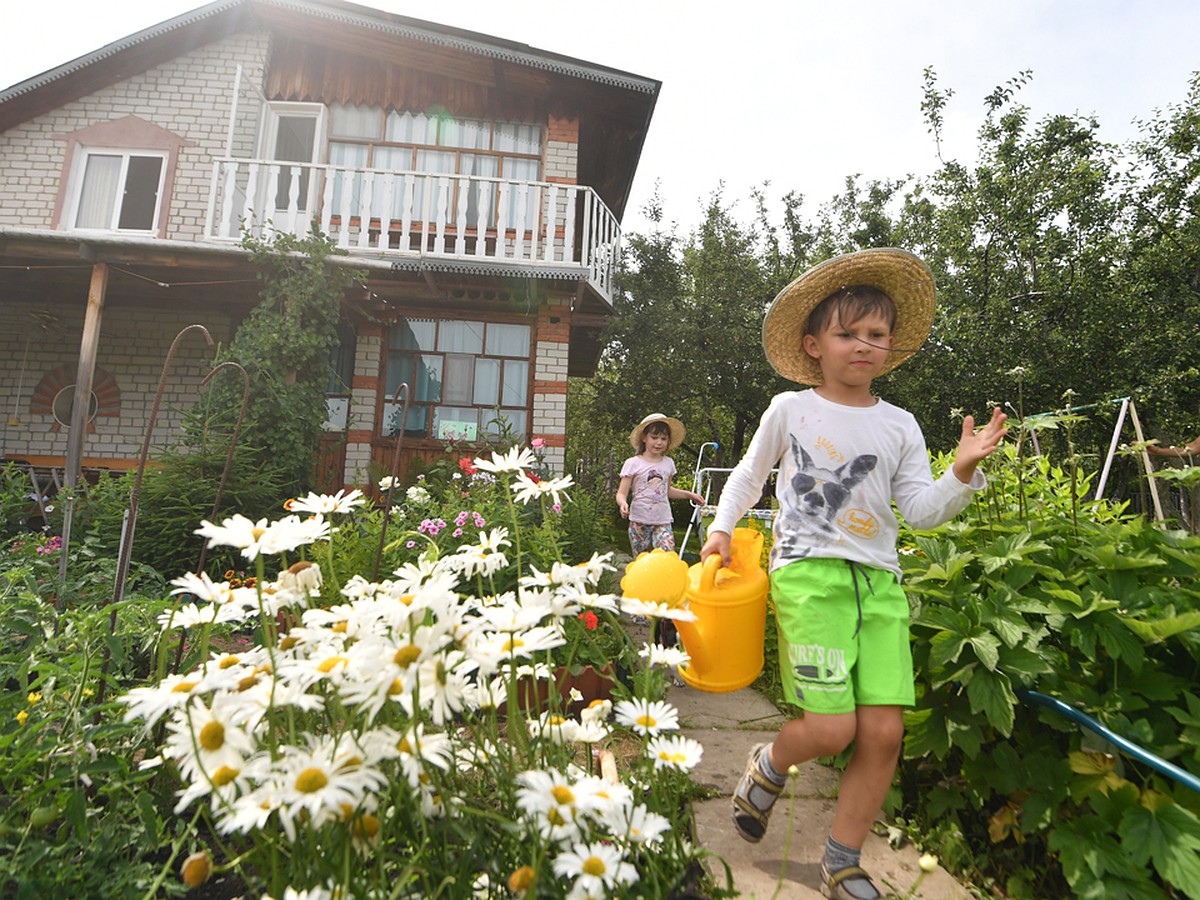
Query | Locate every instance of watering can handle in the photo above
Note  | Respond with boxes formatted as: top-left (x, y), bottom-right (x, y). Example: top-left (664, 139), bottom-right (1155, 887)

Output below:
top-left (700, 553), bottom-right (724, 592)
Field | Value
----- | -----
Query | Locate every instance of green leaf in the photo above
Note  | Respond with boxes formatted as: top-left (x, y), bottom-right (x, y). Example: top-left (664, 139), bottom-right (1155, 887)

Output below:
top-left (1120, 610), bottom-right (1200, 643)
top-left (929, 630), bottom-right (968, 670)
top-left (968, 632), bottom-right (1001, 670)
top-left (966, 668), bottom-right (1016, 736)
top-left (903, 706), bottom-right (951, 759)
top-left (1119, 799), bottom-right (1200, 894)
top-left (136, 792), bottom-right (160, 845)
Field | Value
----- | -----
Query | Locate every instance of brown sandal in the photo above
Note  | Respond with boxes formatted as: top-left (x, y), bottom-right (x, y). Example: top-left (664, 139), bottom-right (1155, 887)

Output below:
top-left (820, 861), bottom-right (880, 900)
top-left (731, 742), bottom-right (785, 842)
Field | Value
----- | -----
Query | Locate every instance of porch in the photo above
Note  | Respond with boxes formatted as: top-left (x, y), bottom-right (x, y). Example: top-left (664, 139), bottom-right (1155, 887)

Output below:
top-left (204, 158), bottom-right (621, 303)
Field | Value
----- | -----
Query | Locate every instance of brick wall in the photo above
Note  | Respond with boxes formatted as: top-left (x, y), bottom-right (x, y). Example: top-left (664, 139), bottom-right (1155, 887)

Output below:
top-left (532, 303), bottom-right (571, 473)
top-left (0, 32), bottom-right (267, 237)
top-left (0, 301), bottom-right (234, 461)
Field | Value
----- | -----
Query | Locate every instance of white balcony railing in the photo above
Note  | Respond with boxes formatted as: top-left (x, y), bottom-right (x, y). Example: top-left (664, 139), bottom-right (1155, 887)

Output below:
top-left (204, 158), bottom-right (620, 301)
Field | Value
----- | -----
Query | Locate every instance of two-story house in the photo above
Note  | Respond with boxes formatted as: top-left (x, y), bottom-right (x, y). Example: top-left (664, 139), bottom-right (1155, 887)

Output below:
top-left (0, 0), bottom-right (658, 494)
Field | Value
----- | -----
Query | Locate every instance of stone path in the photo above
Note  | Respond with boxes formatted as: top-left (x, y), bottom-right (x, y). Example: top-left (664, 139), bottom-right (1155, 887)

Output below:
top-left (670, 682), bottom-right (970, 899)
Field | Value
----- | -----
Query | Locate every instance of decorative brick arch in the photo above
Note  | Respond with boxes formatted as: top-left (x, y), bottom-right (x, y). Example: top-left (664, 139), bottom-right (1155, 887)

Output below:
top-left (30, 364), bottom-right (121, 433)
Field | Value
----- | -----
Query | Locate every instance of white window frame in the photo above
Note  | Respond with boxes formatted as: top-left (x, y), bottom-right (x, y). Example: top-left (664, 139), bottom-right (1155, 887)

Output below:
top-left (65, 147), bottom-right (169, 234)
top-left (259, 102), bottom-right (327, 216)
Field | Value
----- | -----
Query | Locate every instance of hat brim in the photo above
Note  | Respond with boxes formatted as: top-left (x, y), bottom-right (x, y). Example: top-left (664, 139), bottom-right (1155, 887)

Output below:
top-left (762, 248), bottom-right (936, 384)
top-left (629, 415), bottom-right (686, 451)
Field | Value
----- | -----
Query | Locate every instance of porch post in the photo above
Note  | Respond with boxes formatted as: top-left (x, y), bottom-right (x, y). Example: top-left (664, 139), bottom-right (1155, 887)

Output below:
top-left (59, 261), bottom-right (107, 583)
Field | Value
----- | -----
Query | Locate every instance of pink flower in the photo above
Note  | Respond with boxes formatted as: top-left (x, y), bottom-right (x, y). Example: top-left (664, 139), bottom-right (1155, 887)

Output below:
top-left (531, 438), bottom-right (545, 449)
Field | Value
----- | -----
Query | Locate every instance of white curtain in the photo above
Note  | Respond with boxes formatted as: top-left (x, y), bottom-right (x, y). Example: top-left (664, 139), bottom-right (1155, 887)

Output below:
top-left (75, 154), bottom-right (121, 228)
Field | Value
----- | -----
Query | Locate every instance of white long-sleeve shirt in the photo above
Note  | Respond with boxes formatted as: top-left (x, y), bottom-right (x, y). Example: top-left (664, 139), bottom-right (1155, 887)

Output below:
top-left (709, 390), bottom-right (984, 578)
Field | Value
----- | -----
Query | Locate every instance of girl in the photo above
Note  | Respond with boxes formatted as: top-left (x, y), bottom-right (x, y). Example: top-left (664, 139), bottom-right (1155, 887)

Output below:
top-left (616, 413), bottom-right (703, 556)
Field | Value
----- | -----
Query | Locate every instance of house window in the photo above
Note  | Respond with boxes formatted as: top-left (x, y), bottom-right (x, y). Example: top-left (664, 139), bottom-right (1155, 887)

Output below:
top-left (382, 318), bottom-right (531, 441)
top-left (327, 105), bottom-right (542, 229)
top-left (323, 324), bottom-right (357, 431)
top-left (69, 149), bottom-right (167, 232)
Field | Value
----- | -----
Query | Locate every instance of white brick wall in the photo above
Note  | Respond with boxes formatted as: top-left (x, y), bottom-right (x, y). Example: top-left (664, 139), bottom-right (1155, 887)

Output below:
top-left (544, 140), bottom-right (578, 182)
top-left (0, 301), bottom-right (234, 460)
top-left (0, 32), bottom-right (267, 235)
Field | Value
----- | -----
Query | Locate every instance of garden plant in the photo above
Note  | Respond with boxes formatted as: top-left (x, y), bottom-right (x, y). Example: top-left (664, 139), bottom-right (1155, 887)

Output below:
top-left (1, 446), bottom-right (717, 899)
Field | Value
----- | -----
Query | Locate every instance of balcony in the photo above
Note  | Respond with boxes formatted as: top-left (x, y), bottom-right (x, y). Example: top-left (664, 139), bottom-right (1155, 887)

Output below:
top-left (204, 158), bottom-right (620, 302)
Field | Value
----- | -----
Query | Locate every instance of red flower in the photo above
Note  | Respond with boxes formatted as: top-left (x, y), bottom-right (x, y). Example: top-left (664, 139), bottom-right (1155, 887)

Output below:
top-left (527, 472), bottom-right (540, 484)
top-left (579, 610), bottom-right (599, 631)
top-left (458, 457), bottom-right (477, 475)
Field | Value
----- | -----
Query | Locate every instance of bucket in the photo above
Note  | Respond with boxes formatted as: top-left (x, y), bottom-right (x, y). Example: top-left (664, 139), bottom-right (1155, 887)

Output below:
top-left (675, 527), bottom-right (768, 693)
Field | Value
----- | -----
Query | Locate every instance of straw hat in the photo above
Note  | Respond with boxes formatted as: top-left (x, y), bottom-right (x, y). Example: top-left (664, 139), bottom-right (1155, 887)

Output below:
top-left (629, 413), bottom-right (686, 451)
top-left (761, 248), bottom-right (936, 384)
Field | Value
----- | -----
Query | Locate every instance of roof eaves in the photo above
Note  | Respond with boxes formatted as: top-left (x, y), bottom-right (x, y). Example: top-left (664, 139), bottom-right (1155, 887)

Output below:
top-left (0, 0), bottom-right (659, 103)
top-left (0, 0), bottom-right (243, 103)
top-left (263, 0), bottom-right (659, 94)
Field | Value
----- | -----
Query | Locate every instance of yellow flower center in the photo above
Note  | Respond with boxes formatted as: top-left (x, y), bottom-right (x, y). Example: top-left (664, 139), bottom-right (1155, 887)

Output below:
top-left (252, 527), bottom-right (266, 539)
top-left (212, 765), bottom-right (239, 786)
top-left (550, 785), bottom-right (574, 805)
top-left (582, 856), bottom-right (607, 877)
top-left (287, 560), bottom-right (314, 575)
top-left (317, 656), bottom-right (348, 673)
top-left (502, 637), bottom-right (525, 653)
top-left (295, 767), bottom-right (329, 793)
top-left (332, 621), bottom-right (348, 633)
top-left (198, 721), bottom-right (225, 752)
top-left (397, 737), bottom-right (414, 755)
top-left (171, 681), bottom-right (197, 694)
top-left (636, 714), bottom-right (657, 728)
top-left (387, 677), bottom-right (405, 696)
top-left (218, 655), bottom-right (240, 669)
top-left (279, 635), bottom-right (300, 651)
top-left (237, 675), bottom-right (259, 692)
top-left (393, 645), bottom-right (421, 668)
top-left (547, 808), bottom-right (567, 826)
top-left (397, 593), bottom-right (415, 606)
top-left (659, 751), bottom-right (687, 764)
top-left (337, 755), bottom-right (363, 770)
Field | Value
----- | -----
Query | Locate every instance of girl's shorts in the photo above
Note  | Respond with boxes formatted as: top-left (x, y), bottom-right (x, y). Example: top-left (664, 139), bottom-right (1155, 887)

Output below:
top-left (770, 556), bottom-right (915, 715)
top-left (628, 521), bottom-right (675, 555)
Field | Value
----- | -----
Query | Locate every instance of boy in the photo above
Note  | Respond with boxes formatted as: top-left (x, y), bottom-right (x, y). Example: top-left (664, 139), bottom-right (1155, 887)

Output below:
top-left (700, 248), bottom-right (1006, 900)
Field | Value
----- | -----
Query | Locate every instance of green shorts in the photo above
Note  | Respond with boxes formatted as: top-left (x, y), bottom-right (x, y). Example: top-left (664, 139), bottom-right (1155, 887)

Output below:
top-left (771, 557), bottom-right (915, 714)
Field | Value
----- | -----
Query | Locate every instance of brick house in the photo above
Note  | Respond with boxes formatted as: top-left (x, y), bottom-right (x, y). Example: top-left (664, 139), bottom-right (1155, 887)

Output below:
top-left (0, 0), bottom-right (658, 493)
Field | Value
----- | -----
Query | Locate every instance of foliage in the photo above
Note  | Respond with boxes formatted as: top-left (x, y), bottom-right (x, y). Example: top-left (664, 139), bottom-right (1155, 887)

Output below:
top-left (196, 226), bottom-right (365, 496)
top-left (0, 462), bottom-right (40, 540)
top-left (896, 418), bottom-right (1200, 897)
top-left (0, 536), bottom-right (176, 898)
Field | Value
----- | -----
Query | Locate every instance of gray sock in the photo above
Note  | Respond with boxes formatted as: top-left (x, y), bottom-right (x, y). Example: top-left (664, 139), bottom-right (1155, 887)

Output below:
top-left (757, 743), bottom-right (788, 785)
top-left (823, 837), bottom-right (879, 900)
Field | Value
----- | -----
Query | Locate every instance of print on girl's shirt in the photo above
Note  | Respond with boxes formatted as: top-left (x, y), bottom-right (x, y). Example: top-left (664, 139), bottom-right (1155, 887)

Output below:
top-left (634, 468), bottom-right (669, 505)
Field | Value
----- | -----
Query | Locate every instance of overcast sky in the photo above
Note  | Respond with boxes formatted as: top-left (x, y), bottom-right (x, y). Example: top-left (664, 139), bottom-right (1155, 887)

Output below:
top-left (5, 1), bottom-right (1199, 235)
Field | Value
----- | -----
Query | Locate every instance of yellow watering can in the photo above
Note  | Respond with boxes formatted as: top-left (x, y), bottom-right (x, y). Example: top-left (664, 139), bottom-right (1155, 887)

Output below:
top-left (620, 528), bottom-right (769, 693)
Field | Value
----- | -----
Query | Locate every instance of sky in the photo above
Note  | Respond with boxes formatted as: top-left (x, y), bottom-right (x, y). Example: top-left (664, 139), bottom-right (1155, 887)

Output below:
top-left (4, 0), bottom-right (1200, 235)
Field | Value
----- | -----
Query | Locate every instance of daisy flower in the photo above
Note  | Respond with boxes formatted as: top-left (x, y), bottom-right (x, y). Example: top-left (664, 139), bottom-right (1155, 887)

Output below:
top-left (552, 842), bottom-right (638, 896)
top-left (285, 488), bottom-right (365, 515)
top-left (619, 596), bottom-right (698, 623)
top-left (268, 735), bottom-right (389, 841)
top-left (639, 642), bottom-right (691, 668)
top-left (614, 698), bottom-right (680, 736)
top-left (473, 446), bottom-right (538, 474)
top-left (511, 473), bottom-right (574, 507)
top-left (120, 673), bottom-right (208, 728)
top-left (645, 735), bottom-right (704, 772)
top-left (607, 803), bottom-right (672, 846)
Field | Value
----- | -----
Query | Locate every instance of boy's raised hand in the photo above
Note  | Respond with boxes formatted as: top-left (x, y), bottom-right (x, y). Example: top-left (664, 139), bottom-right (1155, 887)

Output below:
top-left (952, 407), bottom-right (1008, 484)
